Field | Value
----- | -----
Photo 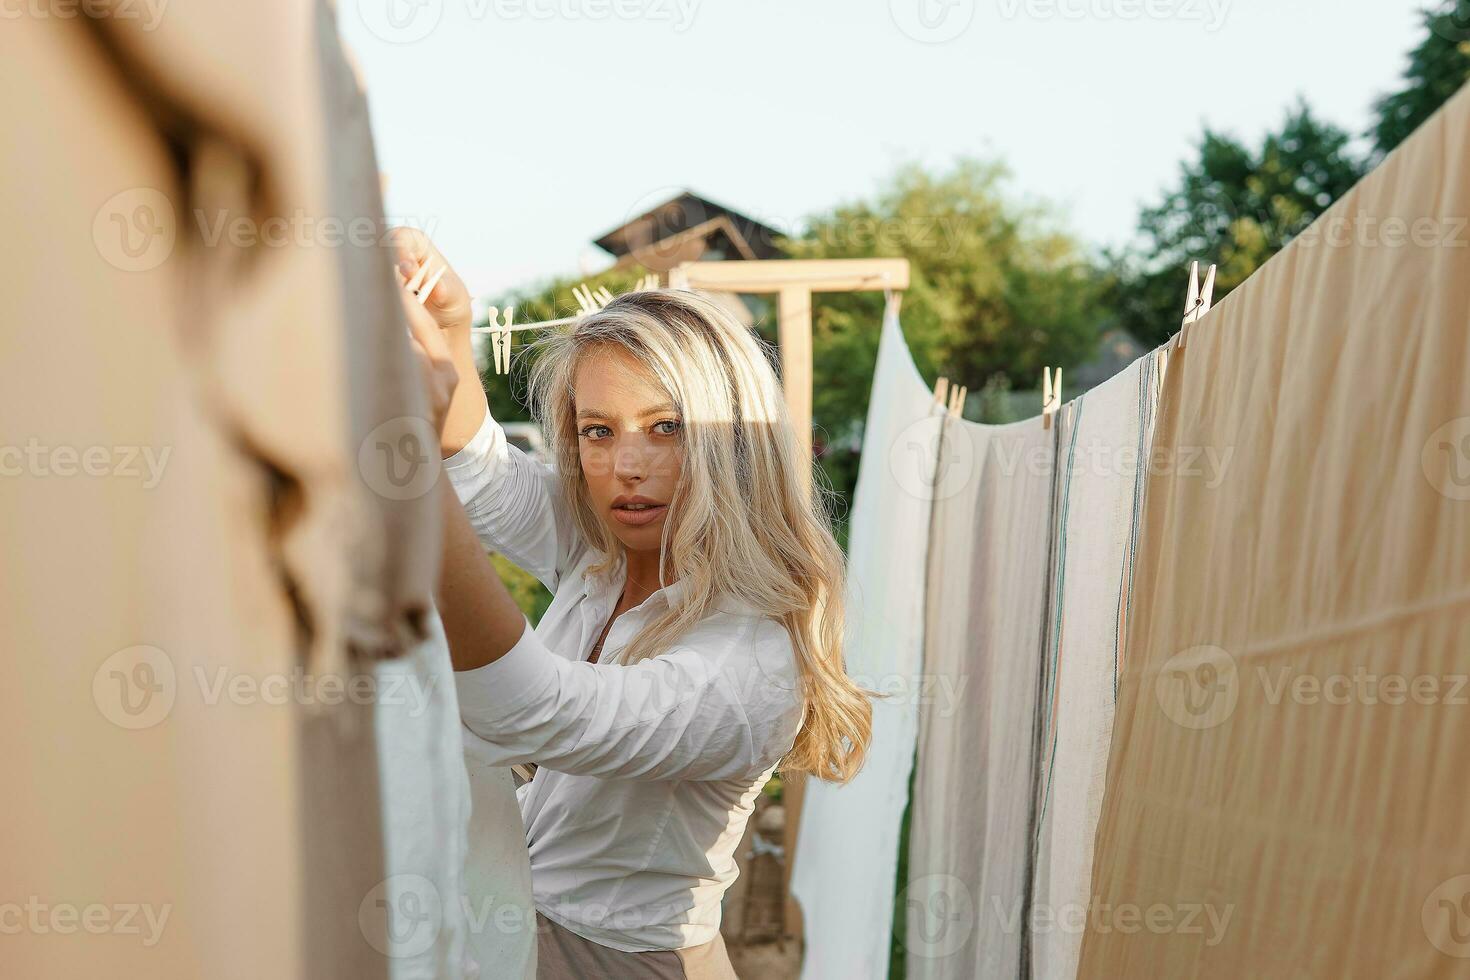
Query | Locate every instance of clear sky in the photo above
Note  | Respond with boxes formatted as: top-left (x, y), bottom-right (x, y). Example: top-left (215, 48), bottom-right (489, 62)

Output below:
top-left (340, 0), bottom-right (1430, 301)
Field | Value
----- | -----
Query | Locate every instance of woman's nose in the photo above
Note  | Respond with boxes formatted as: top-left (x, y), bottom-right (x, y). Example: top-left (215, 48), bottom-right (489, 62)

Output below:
top-left (612, 442), bottom-right (647, 482)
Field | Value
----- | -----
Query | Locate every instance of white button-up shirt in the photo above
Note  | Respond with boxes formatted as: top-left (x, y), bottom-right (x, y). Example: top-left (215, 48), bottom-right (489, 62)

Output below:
top-left (446, 411), bottom-right (804, 953)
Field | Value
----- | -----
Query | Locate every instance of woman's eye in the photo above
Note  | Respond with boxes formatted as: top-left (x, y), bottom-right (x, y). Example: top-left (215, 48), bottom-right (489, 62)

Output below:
top-left (579, 425), bottom-right (611, 440)
top-left (654, 420), bottom-right (682, 436)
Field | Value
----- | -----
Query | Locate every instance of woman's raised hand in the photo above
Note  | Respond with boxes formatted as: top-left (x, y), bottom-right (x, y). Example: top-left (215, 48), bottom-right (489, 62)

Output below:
top-left (395, 259), bottom-right (459, 440)
top-left (389, 227), bottom-right (474, 344)
top-left (387, 227), bottom-right (492, 456)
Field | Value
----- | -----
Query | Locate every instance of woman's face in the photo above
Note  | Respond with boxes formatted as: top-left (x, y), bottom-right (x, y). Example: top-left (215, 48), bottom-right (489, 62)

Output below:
top-left (573, 346), bottom-right (684, 554)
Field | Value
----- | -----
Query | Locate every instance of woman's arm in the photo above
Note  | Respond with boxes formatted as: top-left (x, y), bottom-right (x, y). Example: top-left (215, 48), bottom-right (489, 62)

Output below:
top-left (443, 409), bottom-right (585, 593)
top-left (453, 615), bottom-right (805, 782)
top-left (435, 476), bottom-right (529, 672)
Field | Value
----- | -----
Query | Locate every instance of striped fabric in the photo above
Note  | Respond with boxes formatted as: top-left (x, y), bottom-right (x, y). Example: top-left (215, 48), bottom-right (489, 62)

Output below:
top-left (798, 308), bottom-right (1162, 980)
top-left (1031, 353), bottom-right (1161, 980)
top-left (905, 414), bottom-right (1058, 979)
top-left (902, 352), bottom-right (1161, 980)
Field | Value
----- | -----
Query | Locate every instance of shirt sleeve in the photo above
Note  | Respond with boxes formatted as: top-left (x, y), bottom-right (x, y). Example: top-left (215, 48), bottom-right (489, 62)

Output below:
top-left (454, 616), bottom-right (803, 782)
top-left (442, 410), bottom-right (586, 593)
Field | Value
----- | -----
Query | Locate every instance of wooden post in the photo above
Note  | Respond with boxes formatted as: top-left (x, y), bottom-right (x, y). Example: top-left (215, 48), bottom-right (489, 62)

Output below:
top-left (777, 287), bottom-right (814, 460)
top-left (774, 288), bottom-right (813, 944)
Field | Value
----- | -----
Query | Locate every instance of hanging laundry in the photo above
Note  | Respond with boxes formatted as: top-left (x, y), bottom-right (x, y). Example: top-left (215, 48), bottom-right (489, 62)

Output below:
top-left (1080, 84), bottom-right (1470, 978)
top-left (0, 2), bottom-right (463, 976)
top-left (460, 733), bottom-right (539, 979)
top-left (906, 414), bottom-right (1057, 980)
top-left (374, 609), bottom-right (487, 978)
top-left (792, 300), bottom-right (940, 980)
top-left (1030, 352), bottom-right (1161, 980)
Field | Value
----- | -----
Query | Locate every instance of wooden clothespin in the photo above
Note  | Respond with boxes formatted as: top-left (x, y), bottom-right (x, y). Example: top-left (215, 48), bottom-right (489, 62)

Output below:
top-left (933, 376), bottom-right (950, 414)
top-left (1170, 260), bottom-right (1217, 351)
top-left (571, 284), bottom-right (592, 313)
top-left (948, 384), bottom-right (967, 419)
top-left (1041, 367), bottom-right (1062, 429)
top-left (487, 306), bottom-right (514, 375)
top-left (572, 283), bottom-right (611, 316)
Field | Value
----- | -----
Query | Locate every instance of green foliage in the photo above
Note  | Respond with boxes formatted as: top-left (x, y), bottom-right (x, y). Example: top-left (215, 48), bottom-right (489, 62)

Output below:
top-left (1106, 7), bottom-right (1470, 348)
top-left (1373, 3), bottom-right (1470, 156)
top-left (1104, 102), bottom-right (1368, 347)
top-left (491, 552), bottom-right (553, 624)
top-left (786, 161), bottom-right (1103, 444)
top-left (780, 160), bottom-right (1103, 513)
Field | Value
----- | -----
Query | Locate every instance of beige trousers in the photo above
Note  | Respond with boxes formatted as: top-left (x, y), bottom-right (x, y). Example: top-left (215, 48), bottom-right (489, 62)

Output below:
top-left (534, 913), bottom-right (738, 979)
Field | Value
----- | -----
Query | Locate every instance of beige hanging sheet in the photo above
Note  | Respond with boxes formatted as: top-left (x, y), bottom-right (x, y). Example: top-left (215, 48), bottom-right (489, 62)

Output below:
top-left (1080, 84), bottom-right (1470, 977)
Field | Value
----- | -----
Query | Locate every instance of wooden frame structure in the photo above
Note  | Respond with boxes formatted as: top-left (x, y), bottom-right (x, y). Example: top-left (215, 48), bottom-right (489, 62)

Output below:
top-left (668, 258), bottom-right (910, 457)
top-left (668, 257), bottom-right (912, 945)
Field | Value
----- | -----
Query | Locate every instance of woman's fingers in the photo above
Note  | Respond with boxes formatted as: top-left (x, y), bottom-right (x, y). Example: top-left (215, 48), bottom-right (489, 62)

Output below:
top-left (399, 279), bottom-right (459, 436)
top-left (388, 226), bottom-right (472, 335)
top-left (388, 225), bottom-right (435, 269)
top-left (401, 279), bottom-right (454, 366)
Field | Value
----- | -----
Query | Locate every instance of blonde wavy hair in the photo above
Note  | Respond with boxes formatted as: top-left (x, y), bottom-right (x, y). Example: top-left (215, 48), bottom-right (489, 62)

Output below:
top-left (523, 288), bottom-right (871, 783)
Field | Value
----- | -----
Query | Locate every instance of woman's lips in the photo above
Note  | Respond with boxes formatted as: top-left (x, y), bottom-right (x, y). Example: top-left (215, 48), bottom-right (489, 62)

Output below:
top-left (611, 503), bottom-right (667, 527)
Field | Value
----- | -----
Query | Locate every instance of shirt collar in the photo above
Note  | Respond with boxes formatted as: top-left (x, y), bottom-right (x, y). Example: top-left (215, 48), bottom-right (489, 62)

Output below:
top-left (588, 551), bottom-right (686, 610)
top-left (589, 552), bottom-right (756, 618)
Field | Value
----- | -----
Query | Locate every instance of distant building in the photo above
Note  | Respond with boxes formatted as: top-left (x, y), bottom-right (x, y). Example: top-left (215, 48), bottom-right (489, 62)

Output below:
top-left (593, 190), bottom-right (785, 328)
top-left (592, 191), bottom-right (785, 273)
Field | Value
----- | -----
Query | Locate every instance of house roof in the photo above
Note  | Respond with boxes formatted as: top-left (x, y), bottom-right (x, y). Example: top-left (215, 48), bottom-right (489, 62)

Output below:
top-left (592, 191), bottom-right (784, 262)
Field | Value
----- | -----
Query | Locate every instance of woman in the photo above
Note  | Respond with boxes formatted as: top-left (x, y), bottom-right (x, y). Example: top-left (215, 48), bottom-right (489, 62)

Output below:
top-left (396, 230), bottom-right (871, 978)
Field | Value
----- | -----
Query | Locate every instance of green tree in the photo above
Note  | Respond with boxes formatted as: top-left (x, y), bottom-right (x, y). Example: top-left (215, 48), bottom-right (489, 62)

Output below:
top-left (1373, 3), bottom-right (1470, 157)
top-left (782, 160), bottom-right (1104, 503)
top-left (1106, 103), bottom-right (1367, 347)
